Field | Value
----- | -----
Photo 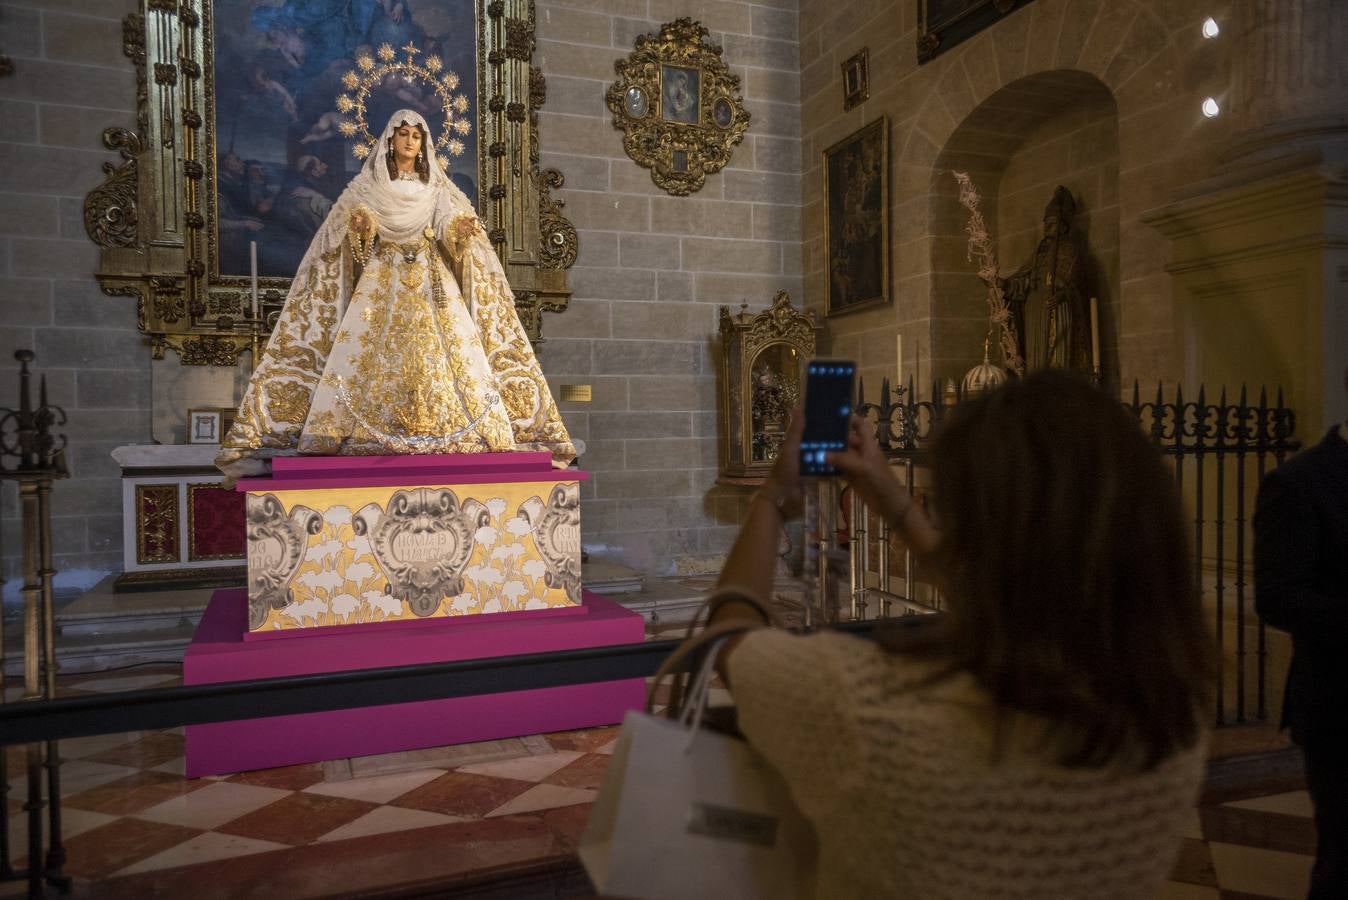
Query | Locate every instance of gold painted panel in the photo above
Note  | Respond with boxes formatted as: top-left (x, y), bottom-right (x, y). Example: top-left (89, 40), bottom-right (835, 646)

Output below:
top-left (247, 478), bottom-right (581, 632)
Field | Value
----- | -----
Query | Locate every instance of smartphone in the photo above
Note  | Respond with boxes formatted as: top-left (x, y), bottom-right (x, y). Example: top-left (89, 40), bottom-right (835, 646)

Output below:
top-left (799, 359), bottom-right (856, 476)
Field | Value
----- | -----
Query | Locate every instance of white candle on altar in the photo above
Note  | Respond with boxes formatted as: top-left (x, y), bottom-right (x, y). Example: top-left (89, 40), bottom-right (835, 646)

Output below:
top-left (249, 240), bottom-right (260, 320)
top-left (1089, 296), bottom-right (1101, 372)
top-left (896, 333), bottom-right (903, 389)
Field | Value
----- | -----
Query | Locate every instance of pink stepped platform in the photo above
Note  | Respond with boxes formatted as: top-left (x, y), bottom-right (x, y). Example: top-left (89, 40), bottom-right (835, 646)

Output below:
top-left (184, 587), bottom-right (646, 777)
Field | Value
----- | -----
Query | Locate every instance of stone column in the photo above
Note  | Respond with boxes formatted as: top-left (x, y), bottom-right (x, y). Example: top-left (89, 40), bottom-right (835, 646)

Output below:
top-left (1226, 0), bottom-right (1348, 165)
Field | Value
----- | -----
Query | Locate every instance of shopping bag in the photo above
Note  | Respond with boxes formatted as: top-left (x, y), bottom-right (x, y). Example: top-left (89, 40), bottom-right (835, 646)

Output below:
top-left (578, 628), bottom-right (816, 899)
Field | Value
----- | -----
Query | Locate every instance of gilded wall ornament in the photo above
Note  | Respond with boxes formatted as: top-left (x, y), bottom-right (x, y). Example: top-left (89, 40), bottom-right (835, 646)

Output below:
top-left (83, 128), bottom-right (142, 249)
top-left (606, 18), bottom-right (750, 196)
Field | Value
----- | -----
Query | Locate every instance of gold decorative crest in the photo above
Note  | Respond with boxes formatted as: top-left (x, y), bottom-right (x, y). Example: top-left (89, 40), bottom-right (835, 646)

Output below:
top-left (336, 41), bottom-right (470, 169)
top-left (605, 18), bottom-right (749, 196)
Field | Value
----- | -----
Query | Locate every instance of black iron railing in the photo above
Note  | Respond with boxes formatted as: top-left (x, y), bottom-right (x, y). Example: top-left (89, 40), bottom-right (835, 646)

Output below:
top-left (850, 376), bottom-right (1300, 727)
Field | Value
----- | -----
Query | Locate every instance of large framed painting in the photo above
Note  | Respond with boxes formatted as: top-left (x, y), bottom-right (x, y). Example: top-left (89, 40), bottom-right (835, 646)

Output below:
top-left (207, 0), bottom-right (481, 280)
top-left (822, 117), bottom-right (889, 317)
top-left (917, 0), bottom-right (1035, 64)
top-left (85, 0), bottom-right (578, 364)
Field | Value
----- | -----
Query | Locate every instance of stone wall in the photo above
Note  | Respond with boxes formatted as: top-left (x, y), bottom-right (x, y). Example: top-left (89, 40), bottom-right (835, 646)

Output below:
top-left (535, 0), bottom-right (802, 573)
top-left (0, 0), bottom-right (145, 596)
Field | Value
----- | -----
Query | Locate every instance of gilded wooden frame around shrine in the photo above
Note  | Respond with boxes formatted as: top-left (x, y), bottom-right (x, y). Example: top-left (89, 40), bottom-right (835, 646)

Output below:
top-left (717, 291), bottom-right (820, 482)
top-left (605, 18), bottom-right (750, 197)
top-left (83, 0), bottom-right (578, 366)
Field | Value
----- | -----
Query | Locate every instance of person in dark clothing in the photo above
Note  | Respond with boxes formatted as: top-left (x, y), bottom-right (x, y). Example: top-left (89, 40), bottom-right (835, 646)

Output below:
top-left (1254, 365), bottom-right (1348, 899)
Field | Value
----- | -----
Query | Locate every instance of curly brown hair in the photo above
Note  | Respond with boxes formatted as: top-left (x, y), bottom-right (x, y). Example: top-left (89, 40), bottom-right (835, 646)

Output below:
top-left (889, 369), bottom-right (1213, 770)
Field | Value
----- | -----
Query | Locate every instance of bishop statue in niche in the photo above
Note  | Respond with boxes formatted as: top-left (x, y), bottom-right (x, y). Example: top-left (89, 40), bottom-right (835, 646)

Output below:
top-left (1000, 186), bottom-right (1094, 373)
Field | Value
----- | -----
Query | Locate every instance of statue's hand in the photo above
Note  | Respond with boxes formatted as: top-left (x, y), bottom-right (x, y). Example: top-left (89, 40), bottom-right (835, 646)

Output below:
top-left (444, 211), bottom-right (481, 260)
top-left (349, 207), bottom-right (373, 235)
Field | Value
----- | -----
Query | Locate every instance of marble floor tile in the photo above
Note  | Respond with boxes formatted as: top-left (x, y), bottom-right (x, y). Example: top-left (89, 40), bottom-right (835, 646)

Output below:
top-left (150, 756), bottom-right (185, 776)
top-left (1199, 806), bottom-right (1317, 856)
top-left (86, 731), bottom-right (185, 769)
top-left (1224, 790), bottom-right (1314, 818)
top-left (313, 804), bottom-right (469, 843)
top-left (1168, 837), bottom-right (1219, 887)
top-left (302, 767), bottom-right (445, 805)
top-left (540, 753), bottom-right (610, 790)
top-left (1178, 806), bottom-right (1203, 840)
top-left (1207, 842), bottom-right (1314, 899)
top-left (391, 771), bottom-right (535, 818)
top-left (57, 732), bottom-right (144, 761)
top-left (593, 738), bottom-right (618, 756)
top-left (28, 759), bottom-right (140, 796)
top-left (59, 817), bottom-right (201, 879)
top-left (343, 738), bottom-right (529, 779)
top-left (6, 806), bottom-right (119, 862)
top-left (63, 770), bottom-right (210, 817)
top-left (485, 783), bottom-right (596, 818)
top-left (132, 780), bottom-right (293, 831)
top-left (1156, 883), bottom-right (1221, 899)
top-left (225, 762), bottom-right (326, 792)
top-left (455, 750), bottom-right (582, 783)
top-left (113, 830), bottom-right (289, 876)
top-left (94, 814), bottom-right (561, 900)
top-left (543, 726), bottom-right (621, 753)
top-left (215, 792), bottom-right (378, 846)
top-left (539, 801), bottom-right (593, 852)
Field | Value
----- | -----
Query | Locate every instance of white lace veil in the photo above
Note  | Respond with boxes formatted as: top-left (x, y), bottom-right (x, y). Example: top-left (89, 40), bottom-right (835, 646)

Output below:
top-left (344, 109), bottom-right (449, 242)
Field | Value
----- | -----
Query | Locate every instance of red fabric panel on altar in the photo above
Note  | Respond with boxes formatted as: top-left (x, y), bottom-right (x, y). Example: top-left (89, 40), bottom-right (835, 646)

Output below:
top-left (189, 484), bottom-right (246, 560)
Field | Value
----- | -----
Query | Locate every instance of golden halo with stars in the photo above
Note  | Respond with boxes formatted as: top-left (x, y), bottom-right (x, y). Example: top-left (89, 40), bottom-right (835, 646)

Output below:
top-left (336, 41), bottom-right (472, 169)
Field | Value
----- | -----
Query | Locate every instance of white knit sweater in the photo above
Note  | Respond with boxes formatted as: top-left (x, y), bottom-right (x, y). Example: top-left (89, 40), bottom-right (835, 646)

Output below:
top-left (727, 629), bottom-right (1206, 899)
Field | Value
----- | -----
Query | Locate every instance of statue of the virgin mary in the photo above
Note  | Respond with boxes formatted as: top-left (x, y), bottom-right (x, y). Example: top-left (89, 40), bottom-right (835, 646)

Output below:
top-left (216, 109), bottom-right (575, 479)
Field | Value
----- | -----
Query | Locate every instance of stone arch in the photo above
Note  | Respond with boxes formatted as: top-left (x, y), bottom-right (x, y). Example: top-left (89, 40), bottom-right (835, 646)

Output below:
top-left (924, 70), bottom-right (1120, 387)
top-left (879, 0), bottom-right (1192, 389)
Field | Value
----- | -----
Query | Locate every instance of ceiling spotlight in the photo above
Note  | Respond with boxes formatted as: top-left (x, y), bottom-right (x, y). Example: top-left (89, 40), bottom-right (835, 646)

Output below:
top-left (1202, 17), bottom-right (1219, 39)
top-left (1202, 97), bottom-right (1220, 118)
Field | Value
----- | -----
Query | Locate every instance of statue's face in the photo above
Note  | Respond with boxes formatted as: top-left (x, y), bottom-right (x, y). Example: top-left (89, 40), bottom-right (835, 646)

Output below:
top-left (391, 124), bottom-right (422, 168)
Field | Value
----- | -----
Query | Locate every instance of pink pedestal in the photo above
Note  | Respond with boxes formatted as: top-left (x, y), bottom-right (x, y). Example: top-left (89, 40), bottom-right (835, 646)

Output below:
top-left (184, 587), bottom-right (645, 777)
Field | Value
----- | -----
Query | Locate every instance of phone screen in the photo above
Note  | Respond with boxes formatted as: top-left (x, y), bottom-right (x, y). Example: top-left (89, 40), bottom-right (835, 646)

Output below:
top-left (800, 359), bottom-right (856, 476)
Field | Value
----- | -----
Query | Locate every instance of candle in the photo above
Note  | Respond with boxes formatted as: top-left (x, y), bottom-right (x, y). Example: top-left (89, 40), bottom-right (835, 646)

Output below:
top-left (249, 241), bottom-right (260, 320)
top-left (895, 333), bottom-right (903, 390)
top-left (1089, 296), bottom-right (1100, 372)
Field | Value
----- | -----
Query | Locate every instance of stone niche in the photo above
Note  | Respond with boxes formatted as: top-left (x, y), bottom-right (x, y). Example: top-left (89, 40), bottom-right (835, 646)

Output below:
top-left (927, 71), bottom-right (1120, 392)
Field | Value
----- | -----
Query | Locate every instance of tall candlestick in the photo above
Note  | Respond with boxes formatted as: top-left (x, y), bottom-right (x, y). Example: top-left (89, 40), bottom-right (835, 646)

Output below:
top-left (249, 241), bottom-right (260, 320)
top-left (1089, 296), bottom-right (1100, 373)
top-left (895, 333), bottom-right (903, 392)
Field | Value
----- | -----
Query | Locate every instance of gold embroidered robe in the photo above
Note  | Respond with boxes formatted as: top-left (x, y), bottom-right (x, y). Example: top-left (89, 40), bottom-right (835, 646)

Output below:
top-left (216, 187), bottom-right (574, 478)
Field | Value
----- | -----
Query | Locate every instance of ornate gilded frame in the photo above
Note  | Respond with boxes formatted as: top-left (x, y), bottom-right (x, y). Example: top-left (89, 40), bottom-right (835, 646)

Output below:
top-left (84, 0), bottom-right (577, 366)
top-left (717, 291), bottom-right (820, 482)
top-left (605, 18), bottom-right (749, 197)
